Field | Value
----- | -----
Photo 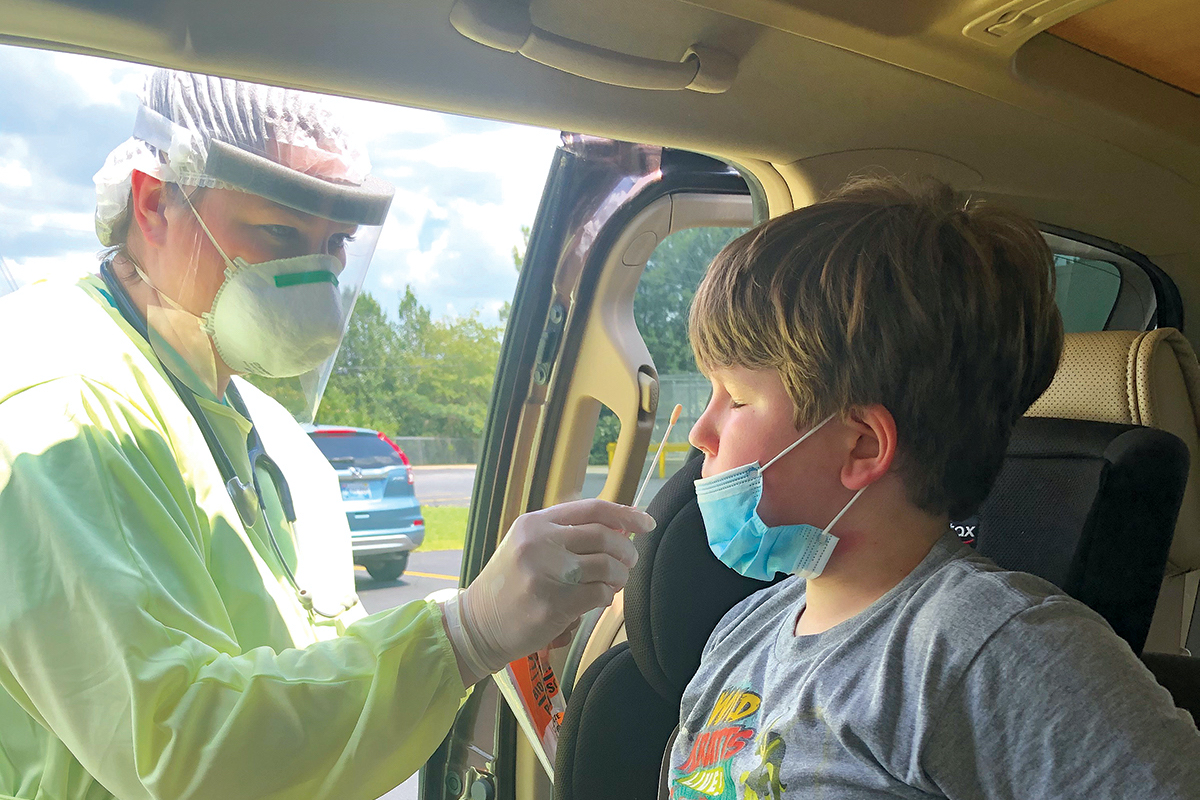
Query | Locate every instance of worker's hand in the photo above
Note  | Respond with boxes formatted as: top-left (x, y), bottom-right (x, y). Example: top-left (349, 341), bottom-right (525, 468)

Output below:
top-left (440, 499), bottom-right (654, 684)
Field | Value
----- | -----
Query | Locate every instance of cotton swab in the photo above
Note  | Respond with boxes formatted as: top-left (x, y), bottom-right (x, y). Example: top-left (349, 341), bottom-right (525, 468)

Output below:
top-left (632, 404), bottom-right (683, 509)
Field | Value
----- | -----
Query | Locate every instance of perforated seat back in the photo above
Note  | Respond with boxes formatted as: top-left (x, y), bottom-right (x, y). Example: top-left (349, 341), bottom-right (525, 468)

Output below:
top-left (1027, 329), bottom-right (1200, 652)
top-left (958, 417), bottom-right (1187, 653)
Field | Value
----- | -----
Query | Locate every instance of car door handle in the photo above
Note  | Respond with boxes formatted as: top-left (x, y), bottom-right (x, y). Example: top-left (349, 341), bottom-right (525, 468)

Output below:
top-left (450, 0), bottom-right (737, 93)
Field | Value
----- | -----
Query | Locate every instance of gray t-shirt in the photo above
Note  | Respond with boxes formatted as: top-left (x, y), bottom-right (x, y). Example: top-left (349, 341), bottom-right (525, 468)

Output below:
top-left (668, 532), bottom-right (1200, 799)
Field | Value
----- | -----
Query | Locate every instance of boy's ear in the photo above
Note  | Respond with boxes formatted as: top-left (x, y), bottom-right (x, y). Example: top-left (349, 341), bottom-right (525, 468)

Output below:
top-left (841, 404), bottom-right (897, 491)
top-left (129, 170), bottom-right (170, 247)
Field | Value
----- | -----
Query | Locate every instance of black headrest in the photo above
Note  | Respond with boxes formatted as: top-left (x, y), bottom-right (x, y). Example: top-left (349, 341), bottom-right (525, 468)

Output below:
top-left (964, 416), bottom-right (1187, 653)
top-left (624, 453), bottom-right (779, 703)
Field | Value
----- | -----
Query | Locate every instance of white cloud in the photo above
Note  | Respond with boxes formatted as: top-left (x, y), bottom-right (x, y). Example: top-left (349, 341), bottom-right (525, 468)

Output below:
top-left (28, 211), bottom-right (94, 234)
top-left (50, 52), bottom-right (145, 107)
top-left (0, 159), bottom-right (31, 188)
top-left (326, 96), bottom-right (449, 143)
top-left (356, 122), bottom-right (560, 322)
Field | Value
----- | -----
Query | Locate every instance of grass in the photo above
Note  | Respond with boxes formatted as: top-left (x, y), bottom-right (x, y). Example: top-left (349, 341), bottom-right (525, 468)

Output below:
top-left (419, 506), bottom-right (470, 551)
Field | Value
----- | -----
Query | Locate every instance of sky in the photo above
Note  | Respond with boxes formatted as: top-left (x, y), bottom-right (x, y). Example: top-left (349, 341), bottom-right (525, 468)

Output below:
top-left (0, 44), bottom-right (562, 322)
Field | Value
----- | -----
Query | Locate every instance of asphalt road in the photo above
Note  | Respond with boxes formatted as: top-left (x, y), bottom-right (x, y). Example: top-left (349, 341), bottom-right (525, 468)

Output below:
top-left (356, 549), bottom-right (464, 614)
top-left (411, 465), bottom-right (477, 507)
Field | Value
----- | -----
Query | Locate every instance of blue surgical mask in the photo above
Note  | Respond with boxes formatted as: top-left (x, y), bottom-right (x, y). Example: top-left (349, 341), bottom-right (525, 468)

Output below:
top-left (694, 415), bottom-right (865, 581)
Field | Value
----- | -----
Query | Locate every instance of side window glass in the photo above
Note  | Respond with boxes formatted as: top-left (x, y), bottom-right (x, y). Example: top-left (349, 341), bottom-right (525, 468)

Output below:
top-left (1044, 230), bottom-right (1180, 332)
top-left (587, 226), bottom-right (747, 506)
top-left (1053, 254), bottom-right (1121, 333)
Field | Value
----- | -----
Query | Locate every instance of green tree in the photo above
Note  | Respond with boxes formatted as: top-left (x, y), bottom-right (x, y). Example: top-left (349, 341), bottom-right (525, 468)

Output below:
top-left (396, 307), bottom-right (504, 438)
top-left (319, 292), bottom-right (411, 433)
top-left (318, 286), bottom-right (504, 440)
top-left (511, 224), bottom-right (531, 271)
top-left (634, 226), bottom-right (746, 374)
top-left (589, 407), bottom-right (622, 465)
top-left (498, 224), bottom-right (531, 325)
top-left (396, 285), bottom-right (432, 356)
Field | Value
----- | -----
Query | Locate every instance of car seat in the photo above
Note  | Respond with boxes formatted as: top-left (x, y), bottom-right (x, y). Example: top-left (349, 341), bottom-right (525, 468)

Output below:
top-left (1027, 328), bottom-right (1200, 654)
top-left (553, 415), bottom-right (1189, 800)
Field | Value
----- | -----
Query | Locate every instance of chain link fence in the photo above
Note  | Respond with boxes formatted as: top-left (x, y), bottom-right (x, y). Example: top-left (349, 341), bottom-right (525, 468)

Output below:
top-left (391, 437), bottom-right (483, 466)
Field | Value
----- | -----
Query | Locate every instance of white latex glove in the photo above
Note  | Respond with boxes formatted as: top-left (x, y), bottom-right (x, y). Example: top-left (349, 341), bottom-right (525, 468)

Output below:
top-left (440, 498), bottom-right (655, 685)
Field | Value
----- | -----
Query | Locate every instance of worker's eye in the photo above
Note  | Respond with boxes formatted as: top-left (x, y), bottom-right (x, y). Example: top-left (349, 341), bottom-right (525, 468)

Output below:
top-left (328, 232), bottom-right (357, 252)
top-left (260, 224), bottom-right (300, 242)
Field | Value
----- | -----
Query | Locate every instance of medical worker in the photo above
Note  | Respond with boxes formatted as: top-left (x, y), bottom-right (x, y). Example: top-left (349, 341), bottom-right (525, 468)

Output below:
top-left (0, 70), bottom-right (653, 800)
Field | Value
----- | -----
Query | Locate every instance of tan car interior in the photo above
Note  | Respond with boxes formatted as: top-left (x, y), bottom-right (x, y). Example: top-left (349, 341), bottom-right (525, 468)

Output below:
top-left (2, 0), bottom-right (1199, 795)
top-left (1028, 329), bottom-right (1200, 655)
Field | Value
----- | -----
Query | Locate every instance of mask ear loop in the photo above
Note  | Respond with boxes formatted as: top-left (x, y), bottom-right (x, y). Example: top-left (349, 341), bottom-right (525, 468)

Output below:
top-left (179, 188), bottom-right (236, 267)
top-left (128, 261), bottom-right (187, 313)
top-left (822, 484), bottom-right (866, 535)
top-left (758, 412), bottom-right (867, 534)
top-left (762, 413), bottom-right (837, 472)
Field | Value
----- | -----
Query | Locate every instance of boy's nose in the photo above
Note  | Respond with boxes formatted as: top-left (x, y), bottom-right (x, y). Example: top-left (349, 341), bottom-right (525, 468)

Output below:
top-left (688, 416), bottom-right (717, 458)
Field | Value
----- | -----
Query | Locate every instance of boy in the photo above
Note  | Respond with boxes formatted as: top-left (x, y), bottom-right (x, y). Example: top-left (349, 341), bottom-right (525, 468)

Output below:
top-left (669, 178), bottom-right (1200, 798)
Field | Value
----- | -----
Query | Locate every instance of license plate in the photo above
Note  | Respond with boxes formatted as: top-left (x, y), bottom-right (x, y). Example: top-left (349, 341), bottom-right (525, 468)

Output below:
top-left (341, 481), bottom-right (371, 500)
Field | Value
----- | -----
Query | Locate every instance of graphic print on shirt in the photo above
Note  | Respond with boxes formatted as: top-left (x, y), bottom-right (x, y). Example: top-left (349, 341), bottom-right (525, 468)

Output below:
top-left (672, 688), bottom-right (761, 800)
top-left (739, 730), bottom-right (787, 800)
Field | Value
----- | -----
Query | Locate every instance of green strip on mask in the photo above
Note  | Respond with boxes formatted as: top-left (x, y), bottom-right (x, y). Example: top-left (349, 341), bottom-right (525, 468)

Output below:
top-left (274, 271), bottom-right (340, 288)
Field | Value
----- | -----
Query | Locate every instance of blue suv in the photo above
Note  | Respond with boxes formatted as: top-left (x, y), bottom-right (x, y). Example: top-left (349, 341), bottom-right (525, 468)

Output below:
top-left (308, 426), bottom-right (424, 581)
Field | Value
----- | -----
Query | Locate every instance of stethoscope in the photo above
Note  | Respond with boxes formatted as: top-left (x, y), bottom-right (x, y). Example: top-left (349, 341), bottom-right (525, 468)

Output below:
top-left (100, 258), bottom-right (356, 618)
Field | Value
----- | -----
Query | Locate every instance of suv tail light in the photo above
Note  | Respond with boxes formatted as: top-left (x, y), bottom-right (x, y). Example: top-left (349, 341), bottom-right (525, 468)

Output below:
top-left (378, 432), bottom-right (415, 484)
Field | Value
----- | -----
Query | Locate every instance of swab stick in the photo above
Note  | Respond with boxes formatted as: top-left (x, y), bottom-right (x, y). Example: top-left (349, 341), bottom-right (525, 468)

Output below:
top-left (632, 404), bottom-right (683, 510)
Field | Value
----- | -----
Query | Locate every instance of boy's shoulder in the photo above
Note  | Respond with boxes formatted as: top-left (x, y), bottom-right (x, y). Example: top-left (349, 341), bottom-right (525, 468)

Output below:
top-left (899, 538), bottom-right (1108, 658)
top-left (703, 573), bottom-right (805, 657)
top-left (706, 533), bottom-right (1109, 662)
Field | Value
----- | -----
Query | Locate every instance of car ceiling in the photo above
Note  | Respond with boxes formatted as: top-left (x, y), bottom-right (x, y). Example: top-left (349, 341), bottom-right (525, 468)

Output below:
top-left (3, 0), bottom-right (1200, 327)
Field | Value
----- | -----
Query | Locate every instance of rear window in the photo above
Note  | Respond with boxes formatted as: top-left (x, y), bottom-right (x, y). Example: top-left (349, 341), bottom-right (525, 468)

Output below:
top-left (1053, 254), bottom-right (1122, 333)
top-left (1043, 229), bottom-right (1179, 333)
top-left (310, 432), bottom-right (403, 469)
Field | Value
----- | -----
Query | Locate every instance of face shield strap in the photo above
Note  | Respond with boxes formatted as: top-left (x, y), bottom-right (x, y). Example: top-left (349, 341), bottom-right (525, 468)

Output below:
top-left (133, 104), bottom-right (208, 177)
top-left (133, 105), bottom-right (395, 225)
top-left (205, 140), bottom-right (394, 225)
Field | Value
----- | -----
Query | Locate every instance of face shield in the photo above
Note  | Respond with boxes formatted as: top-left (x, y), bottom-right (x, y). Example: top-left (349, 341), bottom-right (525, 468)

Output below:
top-left (94, 71), bottom-right (393, 423)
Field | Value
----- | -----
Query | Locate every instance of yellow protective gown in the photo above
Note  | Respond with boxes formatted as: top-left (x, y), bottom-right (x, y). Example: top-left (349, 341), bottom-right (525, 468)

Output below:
top-left (0, 277), bottom-right (467, 800)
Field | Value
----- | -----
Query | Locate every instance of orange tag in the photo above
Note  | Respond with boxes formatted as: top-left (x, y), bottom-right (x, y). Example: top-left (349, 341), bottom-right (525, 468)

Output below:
top-left (496, 648), bottom-right (567, 776)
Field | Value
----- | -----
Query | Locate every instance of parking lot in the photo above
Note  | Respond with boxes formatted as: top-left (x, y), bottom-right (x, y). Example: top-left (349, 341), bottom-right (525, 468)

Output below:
top-left (355, 549), bottom-right (463, 613)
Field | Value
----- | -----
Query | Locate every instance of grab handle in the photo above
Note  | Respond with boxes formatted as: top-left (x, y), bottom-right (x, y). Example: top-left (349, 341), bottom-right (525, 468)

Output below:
top-left (450, 0), bottom-right (737, 93)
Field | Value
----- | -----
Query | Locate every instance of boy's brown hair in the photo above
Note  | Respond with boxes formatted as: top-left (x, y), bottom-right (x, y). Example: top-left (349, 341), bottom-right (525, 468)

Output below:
top-left (690, 177), bottom-right (1064, 520)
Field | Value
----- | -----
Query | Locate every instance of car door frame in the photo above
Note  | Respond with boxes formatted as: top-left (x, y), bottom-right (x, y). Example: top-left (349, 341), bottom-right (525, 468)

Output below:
top-left (420, 137), bottom-right (759, 800)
